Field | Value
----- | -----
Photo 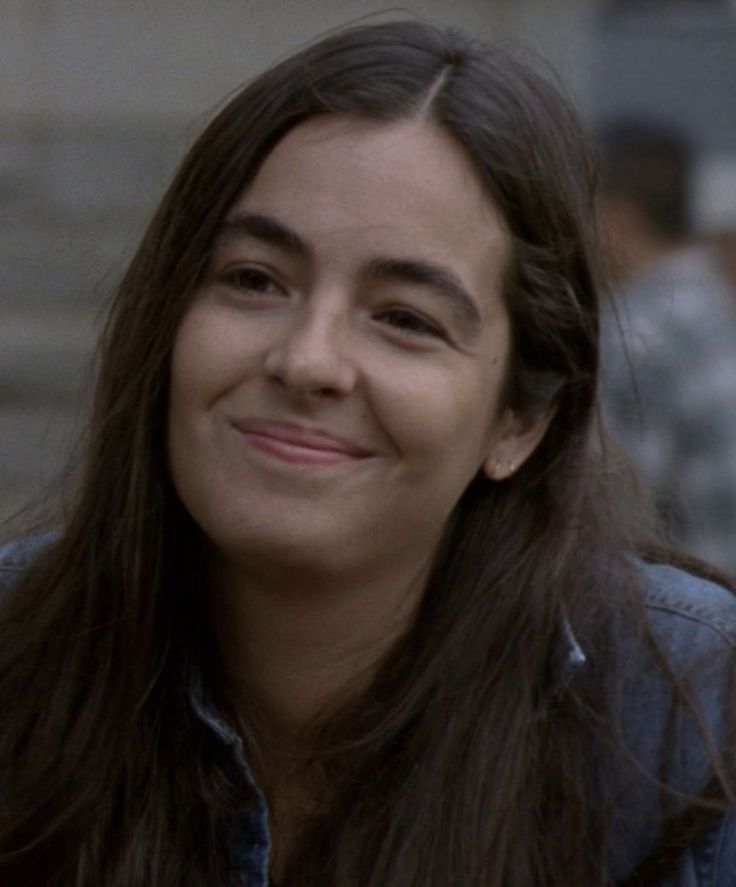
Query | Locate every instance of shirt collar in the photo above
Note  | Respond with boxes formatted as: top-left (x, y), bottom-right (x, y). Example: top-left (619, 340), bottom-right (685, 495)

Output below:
top-left (551, 619), bottom-right (587, 695)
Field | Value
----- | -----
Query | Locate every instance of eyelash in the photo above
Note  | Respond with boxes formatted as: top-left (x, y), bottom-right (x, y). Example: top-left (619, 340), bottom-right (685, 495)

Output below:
top-left (216, 266), bottom-right (447, 342)
top-left (376, 308), bottom-right (445, 340)
top-left (221, 266), bottom-right (284, 296)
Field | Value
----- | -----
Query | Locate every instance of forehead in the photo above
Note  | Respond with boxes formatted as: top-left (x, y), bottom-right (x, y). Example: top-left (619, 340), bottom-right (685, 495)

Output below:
top-left (245, 115), bottom-right (498, 222)
top-left (227, 115), bottom-right (510, 304)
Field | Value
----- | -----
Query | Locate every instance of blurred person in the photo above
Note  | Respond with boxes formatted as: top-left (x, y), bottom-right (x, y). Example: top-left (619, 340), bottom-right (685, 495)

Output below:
top-left (599, 118), bottom-right (736, 575)
top-left (2, 23), bottom-right (736, 887)
top-left (715, 230), bottom-right (736, 296)
top-left (696, 155), bottom-right (736, 300)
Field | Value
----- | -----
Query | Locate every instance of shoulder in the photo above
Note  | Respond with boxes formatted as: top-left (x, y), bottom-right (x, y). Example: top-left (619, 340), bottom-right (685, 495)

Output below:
top-left (614, 559), bottom-right (736, 729)
top-left (624, 561), bottom-right (736, 755)
top-left (637, 560), bottom-right (736, 654)
top-left (668, 813), bottom-right (736, 887)
top-left (605, 560), bottom-right (736, 882)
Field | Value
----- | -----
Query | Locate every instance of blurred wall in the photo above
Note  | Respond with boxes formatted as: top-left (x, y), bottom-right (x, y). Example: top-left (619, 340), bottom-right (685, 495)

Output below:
top-left (593, 4), bottom-right (736, 154)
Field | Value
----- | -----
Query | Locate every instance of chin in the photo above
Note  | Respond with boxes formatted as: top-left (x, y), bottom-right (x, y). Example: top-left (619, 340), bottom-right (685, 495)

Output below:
top-left (201, 513), bottom-right (347, 575)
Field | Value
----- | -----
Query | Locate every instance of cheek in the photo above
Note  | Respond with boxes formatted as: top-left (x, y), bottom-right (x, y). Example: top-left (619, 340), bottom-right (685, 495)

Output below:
top-left (378, 364), bottom-right (501, 467)
top-left (170, 310), bottom-right (249, 412)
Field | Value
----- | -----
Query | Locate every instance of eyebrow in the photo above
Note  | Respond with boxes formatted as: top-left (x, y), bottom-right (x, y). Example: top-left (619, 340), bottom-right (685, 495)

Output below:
top-left (363, 256), bottom-right (482, 329)
top-left (215, 211), bottom-right (483, 329)
top-left (216, 212), bottom-right (310, 256)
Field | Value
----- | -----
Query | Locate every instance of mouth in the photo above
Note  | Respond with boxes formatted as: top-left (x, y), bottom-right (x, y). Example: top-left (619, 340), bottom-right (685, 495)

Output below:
top-left (230, 419), bottom-right (373, 466)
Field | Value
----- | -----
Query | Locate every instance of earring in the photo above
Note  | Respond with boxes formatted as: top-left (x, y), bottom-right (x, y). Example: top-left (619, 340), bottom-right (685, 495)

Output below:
top-left (491, 457), bottom-right (514, 480)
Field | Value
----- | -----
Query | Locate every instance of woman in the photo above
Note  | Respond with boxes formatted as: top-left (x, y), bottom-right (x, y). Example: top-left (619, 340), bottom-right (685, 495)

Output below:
top-left (1, 20), bottom-right (735, 887)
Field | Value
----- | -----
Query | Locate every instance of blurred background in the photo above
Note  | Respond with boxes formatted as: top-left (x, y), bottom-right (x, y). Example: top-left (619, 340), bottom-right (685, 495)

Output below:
top-left (2, 0), bottom-right (736, 568)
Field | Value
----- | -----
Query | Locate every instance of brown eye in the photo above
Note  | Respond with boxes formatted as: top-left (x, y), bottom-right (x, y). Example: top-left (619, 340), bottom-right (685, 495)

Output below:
top-left (225, 267), bottom-right (285, 296)
top-left (378, 308), bottom-right (444, 339)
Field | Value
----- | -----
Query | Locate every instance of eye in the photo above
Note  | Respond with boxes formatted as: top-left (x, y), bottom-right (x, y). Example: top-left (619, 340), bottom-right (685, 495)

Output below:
top-left (221, 267), bottom-right (285, 297)
top-left (377, 308), bottom-right (445, 339)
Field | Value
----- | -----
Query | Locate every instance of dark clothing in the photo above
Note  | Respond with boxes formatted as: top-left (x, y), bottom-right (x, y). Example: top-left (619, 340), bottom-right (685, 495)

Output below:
top-left (2, 538), bottom-right (736, 885)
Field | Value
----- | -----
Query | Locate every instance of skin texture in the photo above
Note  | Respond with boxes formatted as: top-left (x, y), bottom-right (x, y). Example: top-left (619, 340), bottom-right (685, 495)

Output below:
top-left (167, 116), bottom-right (551, 745)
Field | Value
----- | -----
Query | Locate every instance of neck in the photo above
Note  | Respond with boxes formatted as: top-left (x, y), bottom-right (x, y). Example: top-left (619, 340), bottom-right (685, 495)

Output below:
top-left (208, 552), bottom-right (432, 749)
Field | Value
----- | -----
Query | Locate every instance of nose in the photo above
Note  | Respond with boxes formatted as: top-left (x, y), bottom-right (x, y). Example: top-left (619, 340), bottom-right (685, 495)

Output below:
top-left (262, 298), bottom-right (357, 398)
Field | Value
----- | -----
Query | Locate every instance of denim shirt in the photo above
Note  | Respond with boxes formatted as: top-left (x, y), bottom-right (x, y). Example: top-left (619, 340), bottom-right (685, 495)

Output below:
top-left (2, 537), bottom-right (736, 886)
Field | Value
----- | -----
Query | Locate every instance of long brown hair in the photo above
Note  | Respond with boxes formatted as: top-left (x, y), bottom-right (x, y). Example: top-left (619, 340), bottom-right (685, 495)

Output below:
top-left (1, 20), bottom-right (732, 886)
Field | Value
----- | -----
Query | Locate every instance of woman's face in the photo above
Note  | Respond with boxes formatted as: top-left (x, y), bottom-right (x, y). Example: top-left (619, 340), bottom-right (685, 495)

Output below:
top-left (168, 115), bottom-right (547, 576)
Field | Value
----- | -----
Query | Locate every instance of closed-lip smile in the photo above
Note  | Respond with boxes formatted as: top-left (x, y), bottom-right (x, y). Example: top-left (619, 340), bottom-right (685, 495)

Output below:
top-left (231, 418), bottom-right (373, 465)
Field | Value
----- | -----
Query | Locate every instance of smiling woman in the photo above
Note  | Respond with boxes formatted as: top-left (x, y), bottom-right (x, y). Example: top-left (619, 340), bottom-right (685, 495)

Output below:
top-left (2, 19), bottom-right (736, 887)
top-left (168, 117), bottom-right (532, 582)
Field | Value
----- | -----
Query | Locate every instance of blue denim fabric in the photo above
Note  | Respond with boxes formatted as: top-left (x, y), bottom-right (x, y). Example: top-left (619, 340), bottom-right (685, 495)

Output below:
top-left (604, 562), bottom-right (736, 883)
top-left (2, 536), bottom-right (736, 885)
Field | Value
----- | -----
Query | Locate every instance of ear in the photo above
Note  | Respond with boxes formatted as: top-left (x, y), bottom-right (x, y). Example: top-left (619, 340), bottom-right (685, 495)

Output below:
top-left (481, 405), bottom-right (555, 481)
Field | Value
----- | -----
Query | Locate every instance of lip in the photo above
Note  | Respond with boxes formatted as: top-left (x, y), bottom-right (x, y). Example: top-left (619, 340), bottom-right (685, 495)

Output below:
top-left (231, 418), bottom-right (373, 465)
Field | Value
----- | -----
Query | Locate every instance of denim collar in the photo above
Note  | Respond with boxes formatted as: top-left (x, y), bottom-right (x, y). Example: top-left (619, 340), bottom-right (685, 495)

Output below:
top-left (551, 618), bottom-right (587, 694)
